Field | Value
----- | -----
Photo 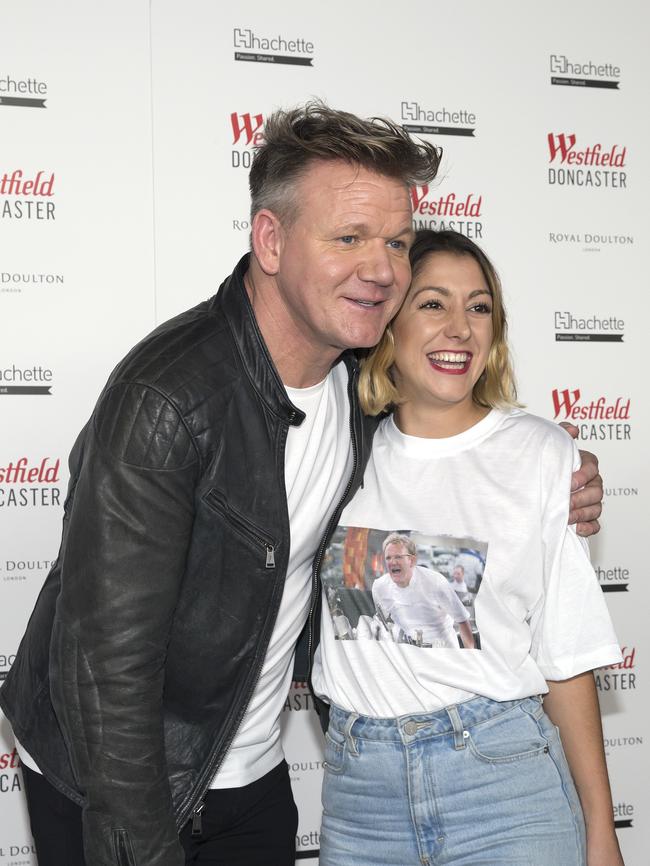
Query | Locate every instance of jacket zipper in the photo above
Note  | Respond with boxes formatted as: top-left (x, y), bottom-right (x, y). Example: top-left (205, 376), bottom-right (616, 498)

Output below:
top-left (306, 366), bottom-right (360, 679)
top-left (203, 489), bottom-right (276, 568)
top-left (180, 424), bottom-right (291, 831)
top-left (191, 801), bottom-right (205, 836)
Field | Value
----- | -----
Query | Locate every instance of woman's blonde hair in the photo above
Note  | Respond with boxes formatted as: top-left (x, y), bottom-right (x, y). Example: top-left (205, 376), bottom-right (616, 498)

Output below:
top-left (358, 230), bottom-right (520, 416)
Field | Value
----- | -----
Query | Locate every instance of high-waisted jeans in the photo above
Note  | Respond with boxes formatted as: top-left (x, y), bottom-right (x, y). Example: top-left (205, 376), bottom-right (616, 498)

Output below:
top-left (320, 695), bottom-right (585, 866)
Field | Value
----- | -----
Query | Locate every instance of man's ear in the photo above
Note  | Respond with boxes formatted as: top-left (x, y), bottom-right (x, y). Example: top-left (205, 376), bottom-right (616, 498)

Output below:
top-left (251, 209), bottom-right (283, 276)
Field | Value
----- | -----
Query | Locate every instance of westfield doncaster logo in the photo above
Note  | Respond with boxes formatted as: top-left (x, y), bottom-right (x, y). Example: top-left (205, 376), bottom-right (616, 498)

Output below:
top-left (0, 170), bottom-right (55, 195)
top-left (0, 748), bottom-right (20, 769)
top-left (410, 185), bottom-right (482, 217)
top-left (0, 457), bottom-right (60, 483)
top-left (551, 388), bottom-right (630, 420)
top-left (230, 112), bottom-right (264, 146)
top-left (547, 134), bottom-right (626, 167)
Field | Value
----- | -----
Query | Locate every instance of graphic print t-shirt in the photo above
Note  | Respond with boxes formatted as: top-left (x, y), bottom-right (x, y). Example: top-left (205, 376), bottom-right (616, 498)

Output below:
top-left (372, 565), bottom-right (469, 648)
top-left (311, 408), bottom-right (621, 718)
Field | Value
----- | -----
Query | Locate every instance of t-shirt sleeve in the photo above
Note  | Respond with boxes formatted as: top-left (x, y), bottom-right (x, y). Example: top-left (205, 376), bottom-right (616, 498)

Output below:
top-left (528, 430), bottom-right (622, 680)
top-left (422, 569), bottom-right (470, 622)
top-left (443, 579), bottom-right (471, 623)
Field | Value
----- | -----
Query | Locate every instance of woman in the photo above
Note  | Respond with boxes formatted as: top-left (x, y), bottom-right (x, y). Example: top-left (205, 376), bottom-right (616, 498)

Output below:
top-left (311, 230), bottom-right (624, 866)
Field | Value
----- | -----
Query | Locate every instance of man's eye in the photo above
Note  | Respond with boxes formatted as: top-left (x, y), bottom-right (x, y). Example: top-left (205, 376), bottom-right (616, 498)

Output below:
top-left (388, 239), bottom-right (406, 250)
top-left (339, 235), bottom-right (356, 244)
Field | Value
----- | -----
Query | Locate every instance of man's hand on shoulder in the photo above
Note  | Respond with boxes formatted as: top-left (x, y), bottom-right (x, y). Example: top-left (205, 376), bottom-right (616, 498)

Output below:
top-left (560, 422), bottom-right (603, 537)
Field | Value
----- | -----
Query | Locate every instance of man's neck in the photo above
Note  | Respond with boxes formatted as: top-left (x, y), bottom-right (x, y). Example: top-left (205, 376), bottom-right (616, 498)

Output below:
top-left (244, 264), bottom-right (341, 388)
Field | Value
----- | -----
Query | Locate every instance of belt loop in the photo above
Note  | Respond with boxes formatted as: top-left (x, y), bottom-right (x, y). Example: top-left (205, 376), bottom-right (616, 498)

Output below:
top-left (446, 705), bottom-right (467, 750)
top-left (343, 712), bottom-right (360, 756)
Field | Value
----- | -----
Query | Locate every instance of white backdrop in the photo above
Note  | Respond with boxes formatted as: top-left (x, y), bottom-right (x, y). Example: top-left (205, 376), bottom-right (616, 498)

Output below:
top-left (1, 1), bottom-right (647, 863)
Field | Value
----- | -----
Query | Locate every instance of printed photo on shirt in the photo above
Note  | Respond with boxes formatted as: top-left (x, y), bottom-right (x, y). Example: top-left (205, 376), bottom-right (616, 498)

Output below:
top-left (322, 527), bottom-right (487, 650)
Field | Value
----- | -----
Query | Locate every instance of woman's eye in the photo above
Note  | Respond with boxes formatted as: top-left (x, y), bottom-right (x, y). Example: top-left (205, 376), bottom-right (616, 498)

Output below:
top-left (419, 300), bottom-right (442, 310)
top-left (471, 303), bottom-right (492, 314)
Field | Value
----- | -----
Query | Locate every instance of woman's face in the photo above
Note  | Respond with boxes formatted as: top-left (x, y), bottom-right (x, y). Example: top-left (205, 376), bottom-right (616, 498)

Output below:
top-left (391, 251), bottom-right (494, 424)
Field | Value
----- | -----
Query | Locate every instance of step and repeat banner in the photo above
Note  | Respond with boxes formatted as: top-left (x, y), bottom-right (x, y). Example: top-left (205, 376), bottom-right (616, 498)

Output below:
top-left (1, 1), bottom-right (648, 863)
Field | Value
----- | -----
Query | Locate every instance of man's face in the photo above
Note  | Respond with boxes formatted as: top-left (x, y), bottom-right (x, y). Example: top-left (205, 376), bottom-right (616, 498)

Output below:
top-left (274, 160), bottom-right (414, 354)
top-left (452, 566), bottom-right (464, 583)
top-left (384, 542), bottom-right (415, 588)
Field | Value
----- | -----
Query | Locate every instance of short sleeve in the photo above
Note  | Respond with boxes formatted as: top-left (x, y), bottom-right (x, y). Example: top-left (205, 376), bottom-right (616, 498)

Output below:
top-left (422, 569), bottom-right (470, 623)
top-left (528, 430), bottom-right (621, 679)
top-left (444, 580), bottom-right (471, 623)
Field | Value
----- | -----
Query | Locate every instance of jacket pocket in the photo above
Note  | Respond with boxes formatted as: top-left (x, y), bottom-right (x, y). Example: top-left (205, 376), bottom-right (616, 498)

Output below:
top-left (202, 488), bottom-right (277, 568)
top-left (111, 829), bottom-right (136, 866)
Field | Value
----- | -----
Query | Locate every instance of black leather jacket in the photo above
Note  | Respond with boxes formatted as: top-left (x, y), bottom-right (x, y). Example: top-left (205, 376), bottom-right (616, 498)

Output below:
top-left (0, 254), bottom-right (375, 866)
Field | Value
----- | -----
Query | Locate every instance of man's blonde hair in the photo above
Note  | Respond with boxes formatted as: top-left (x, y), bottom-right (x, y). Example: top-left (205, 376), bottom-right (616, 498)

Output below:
top-left (382, 533), bottom-right (416, 556)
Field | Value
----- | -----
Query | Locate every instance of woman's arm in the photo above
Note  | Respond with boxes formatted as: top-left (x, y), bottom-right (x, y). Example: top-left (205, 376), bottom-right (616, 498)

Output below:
top-left (544, 672), bottom-right (624, 866)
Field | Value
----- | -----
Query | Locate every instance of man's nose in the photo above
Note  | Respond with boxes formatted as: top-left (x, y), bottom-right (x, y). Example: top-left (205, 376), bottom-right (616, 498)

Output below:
top-left (357, 241), bottom-right (395, 286)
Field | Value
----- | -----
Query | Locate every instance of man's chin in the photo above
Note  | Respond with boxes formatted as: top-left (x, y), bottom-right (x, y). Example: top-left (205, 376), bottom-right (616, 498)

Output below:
top-left (333, 320), bottom-right (392, 352)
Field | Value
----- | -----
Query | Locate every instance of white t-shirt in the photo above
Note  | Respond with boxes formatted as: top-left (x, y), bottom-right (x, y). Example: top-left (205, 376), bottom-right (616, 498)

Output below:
top-left (372, 565), bottom-right (469, 648)
top-left (18, 362), bottom-right (352, 788)
top-left (212, 362), bottom-right (351, 787)
top-left (312, 408), bottom-right (621, 719)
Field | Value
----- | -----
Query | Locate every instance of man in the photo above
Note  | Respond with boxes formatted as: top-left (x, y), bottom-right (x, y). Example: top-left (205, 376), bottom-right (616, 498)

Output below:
top-left (373, 534), bottom-right (475, 649)
top-left (0, 102), bottom-right (602, 866)
top-left (451, 563), bottom-right (471, 601)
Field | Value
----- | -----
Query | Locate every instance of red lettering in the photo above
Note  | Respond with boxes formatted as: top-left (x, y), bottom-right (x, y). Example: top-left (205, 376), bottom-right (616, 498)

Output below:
top-left (230, 112), bottom-right (264, 146)
top-left (410, 184), bottom-right (429, 212)
top-left (0, 748), bottom-right (19, 769)
top-left (552, 388), bottom-right (581, 419)
top-left (547, 134), bottom-right (626, 167)
top-left (547, 133), bottom-right (576, 163)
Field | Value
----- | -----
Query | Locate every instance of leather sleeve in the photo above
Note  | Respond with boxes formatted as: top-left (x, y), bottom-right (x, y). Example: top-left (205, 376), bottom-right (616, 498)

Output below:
top-left (50, 381), bottom-right (199, 866)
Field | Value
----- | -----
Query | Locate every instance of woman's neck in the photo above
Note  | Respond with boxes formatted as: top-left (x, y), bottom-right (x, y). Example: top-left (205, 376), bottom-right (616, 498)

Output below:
top-left (393, 400), bottom-right (491, 439)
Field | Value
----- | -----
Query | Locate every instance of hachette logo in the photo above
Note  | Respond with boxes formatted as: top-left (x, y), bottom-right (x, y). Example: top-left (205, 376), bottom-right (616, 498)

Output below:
top-left (0, 364), bottom-right (53, 395)
top-left (230, 112), bottom-right (264, 170)
top-left (0, 73), bottom-right (47, 108)
top-left (1, 169), bottom-right (56, 220)
top-left (595, 647), bottom-right (636, 692)
top-left (547, 134), bottom-right (627, 189)
top-left (549, 54), bottom-right (620, 90)
top-left (233, 27), bottom-right (314, 66)
top-left (410, 185), bottom-right (484, 239)
top-left (551, 388), bottom-right (631, 441)
top-left (0, 457), bottom-right (62, 508)
top-left (553, 311), bottom-right (625, 343)
top-left (400, 101), bottom-right (476, 137)
top-left (0, 653), bottom-right (16, 680)
top-left (295, 829), bottom-right (320, 859)
top-left (595, 564), bottom-right (630, 593)
top-left (613, 801), bottom-right (635, 830)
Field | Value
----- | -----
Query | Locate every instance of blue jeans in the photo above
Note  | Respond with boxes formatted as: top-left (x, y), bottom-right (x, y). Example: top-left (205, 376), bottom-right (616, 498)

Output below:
top-left (320, 696), bottom-right (586, 866)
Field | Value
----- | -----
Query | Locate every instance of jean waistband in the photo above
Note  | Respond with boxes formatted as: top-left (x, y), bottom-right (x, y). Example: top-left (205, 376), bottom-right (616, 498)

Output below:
top-left (328, 695), bottom-right (543, 745)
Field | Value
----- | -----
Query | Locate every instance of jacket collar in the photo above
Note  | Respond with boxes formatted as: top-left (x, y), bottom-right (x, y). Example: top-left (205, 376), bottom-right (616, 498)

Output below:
top-left (216, 253), bottom-right (359, 427)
